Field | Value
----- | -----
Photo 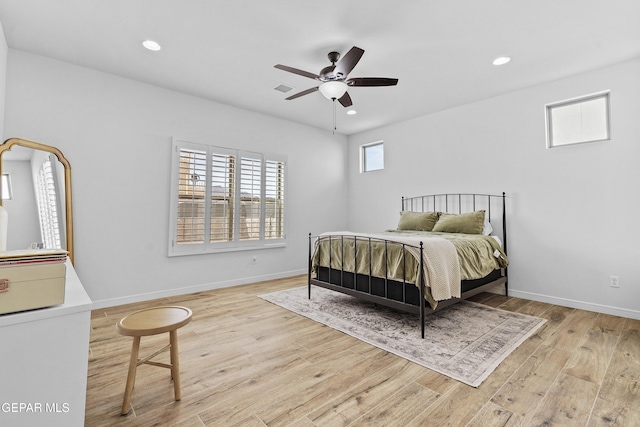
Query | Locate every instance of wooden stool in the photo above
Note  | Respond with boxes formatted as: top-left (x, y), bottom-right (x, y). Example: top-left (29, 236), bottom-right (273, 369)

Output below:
top-left (116, 306), bottom-right (192, 415)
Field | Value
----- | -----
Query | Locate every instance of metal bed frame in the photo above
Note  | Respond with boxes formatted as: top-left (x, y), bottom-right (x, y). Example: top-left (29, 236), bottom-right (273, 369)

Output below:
top-left (307, 193), bottom-right (508, 338)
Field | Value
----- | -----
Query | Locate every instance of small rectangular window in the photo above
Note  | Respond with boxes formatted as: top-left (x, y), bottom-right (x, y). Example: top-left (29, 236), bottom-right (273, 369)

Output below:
top-left (361, 141), bottom-right (384, 172)
top-left (1, 174), bottom-right (12, 200)
top-left (546, 92), bottom-right (610, 148)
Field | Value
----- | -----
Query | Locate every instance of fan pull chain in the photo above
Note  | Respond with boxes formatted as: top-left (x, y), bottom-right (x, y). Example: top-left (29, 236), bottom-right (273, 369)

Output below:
top-left (332, 98), bottom-right (336, 135)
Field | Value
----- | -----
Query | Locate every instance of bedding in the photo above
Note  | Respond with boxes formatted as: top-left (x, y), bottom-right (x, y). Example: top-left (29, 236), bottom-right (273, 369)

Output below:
top-left (397, 209), bottom-right (493, 235)
top-left (397, 211), bottom-right (439, 231)
top-left (432, 210), bottom-right (486, 234)
top-left (312, 229), bottom-right (508, 307)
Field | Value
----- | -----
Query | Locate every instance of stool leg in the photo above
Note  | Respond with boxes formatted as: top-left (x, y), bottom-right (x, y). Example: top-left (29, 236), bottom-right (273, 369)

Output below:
top-left (121, 336), bottom-right (141, 415)
top-left (169, 330), bottom-right (182, 401)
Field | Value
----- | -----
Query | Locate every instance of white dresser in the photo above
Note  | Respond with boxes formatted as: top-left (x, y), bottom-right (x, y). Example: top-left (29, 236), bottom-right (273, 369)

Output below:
top-left (0, 259), bottom-right (92, 427)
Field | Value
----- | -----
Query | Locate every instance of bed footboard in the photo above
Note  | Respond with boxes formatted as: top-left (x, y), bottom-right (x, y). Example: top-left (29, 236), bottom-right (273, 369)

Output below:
top-left (309, 232), bottom-right (434, 337)
top-left (308, 233), bottom-right (428, 328)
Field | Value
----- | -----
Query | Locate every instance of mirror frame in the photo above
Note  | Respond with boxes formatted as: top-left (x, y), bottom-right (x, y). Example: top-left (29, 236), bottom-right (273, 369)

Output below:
top-left (0, 138), bottom-right (74, 264)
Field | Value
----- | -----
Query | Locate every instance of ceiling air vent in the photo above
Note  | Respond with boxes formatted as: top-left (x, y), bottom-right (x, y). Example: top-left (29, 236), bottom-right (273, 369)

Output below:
top-left (274, 84), bottom-right (293, 93)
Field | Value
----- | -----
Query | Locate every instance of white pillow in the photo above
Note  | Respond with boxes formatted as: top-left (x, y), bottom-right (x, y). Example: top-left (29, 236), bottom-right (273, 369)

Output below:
top-left (482, 216), bottom-right (493, 235)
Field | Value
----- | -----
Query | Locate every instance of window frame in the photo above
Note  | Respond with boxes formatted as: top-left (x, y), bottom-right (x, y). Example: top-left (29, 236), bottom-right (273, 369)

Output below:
top-left (168, 139), bottom-right (286, 256)
top-left (545, 91), bottom-right (611, 149)
top-left (360, 141), bottom-right (384, 173)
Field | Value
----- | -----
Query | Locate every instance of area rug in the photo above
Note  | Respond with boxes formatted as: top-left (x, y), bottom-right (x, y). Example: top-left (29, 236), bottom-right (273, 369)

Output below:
top-left (259, 286), bottom-right (546, 387)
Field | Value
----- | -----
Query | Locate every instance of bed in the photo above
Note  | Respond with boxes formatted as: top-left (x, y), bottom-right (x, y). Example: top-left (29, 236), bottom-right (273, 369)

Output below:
top-left (307, 193), bottom-right (509, 338)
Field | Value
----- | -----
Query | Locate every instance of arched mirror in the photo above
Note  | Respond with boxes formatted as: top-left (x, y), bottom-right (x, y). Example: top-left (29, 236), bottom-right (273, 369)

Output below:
top-left (0, 138), bottom-right (74, 264)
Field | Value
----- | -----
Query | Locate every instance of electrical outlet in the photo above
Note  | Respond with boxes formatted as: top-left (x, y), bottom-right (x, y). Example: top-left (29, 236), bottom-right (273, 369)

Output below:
top-left (610, 275), bottom-right (619, 288)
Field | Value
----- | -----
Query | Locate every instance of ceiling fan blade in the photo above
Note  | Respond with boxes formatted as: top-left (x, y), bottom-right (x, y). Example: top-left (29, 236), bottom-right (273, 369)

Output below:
top-left (285, 86), bottom-right (319, 100)
top-left (338, 91), bottom-right (353, 107)
top-left (347, 77), bottom-right (399, 87)
top-left (333, 46), bottom-right (364, 78)
top-left (274, 64), bottom-right (319, 80)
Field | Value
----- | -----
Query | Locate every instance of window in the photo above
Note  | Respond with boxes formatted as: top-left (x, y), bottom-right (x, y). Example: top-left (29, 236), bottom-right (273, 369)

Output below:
top-left (361, 141), bottom-right (384, 172)
top-left (169, 139), bottom-right (286, 256)
top-left (546, 92), bottom-right (610, 148)
top-left (35, 158), bottom-right (61, 249)
top-left (1, 174), bottom-right (12, 200)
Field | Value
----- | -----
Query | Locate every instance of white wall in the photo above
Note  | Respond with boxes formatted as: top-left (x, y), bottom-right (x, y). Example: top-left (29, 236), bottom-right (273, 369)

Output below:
top-left (347, 58), bottom-right (640, 319)
top-left (0, 19), bottom-right (6, 137)
top-left (3, 49), bottom-right (349, 305)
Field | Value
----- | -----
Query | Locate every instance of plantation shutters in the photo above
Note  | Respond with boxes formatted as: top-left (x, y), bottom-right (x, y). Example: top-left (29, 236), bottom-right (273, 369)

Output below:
top-left (210, 152), bottom-right (235, 243)
top-left (239, 155), bottom-right (261, 241)
top-left (35, 157), bottom-right (62, 249)
top-left (170, 139), bottom-right (286, 256)
top-left (265, 159), bottom-right (285, 239)
top-left (177, 148), bottom-right (207, 244)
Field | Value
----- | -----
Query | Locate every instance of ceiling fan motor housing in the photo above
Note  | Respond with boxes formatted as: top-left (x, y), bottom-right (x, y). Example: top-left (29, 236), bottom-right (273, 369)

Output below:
top-left (319, 65), bottom-right (341, 81)
top-left (319, 51), bottom-right (343, 81)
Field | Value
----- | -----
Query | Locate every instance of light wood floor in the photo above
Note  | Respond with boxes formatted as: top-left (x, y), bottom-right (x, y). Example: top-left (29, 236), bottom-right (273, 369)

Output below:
top-left (85, 275), bottom-right (640, 426)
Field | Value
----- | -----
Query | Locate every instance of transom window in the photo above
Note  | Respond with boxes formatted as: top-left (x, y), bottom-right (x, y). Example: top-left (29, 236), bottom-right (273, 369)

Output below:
top-left (169, 139), bottom-right (286, 256)
top-left (546, 92), bottom-right (610, 148)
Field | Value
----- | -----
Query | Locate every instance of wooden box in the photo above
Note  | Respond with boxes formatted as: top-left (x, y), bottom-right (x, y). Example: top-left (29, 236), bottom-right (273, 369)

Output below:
top-left (0, 261), bottom-right (66, 315)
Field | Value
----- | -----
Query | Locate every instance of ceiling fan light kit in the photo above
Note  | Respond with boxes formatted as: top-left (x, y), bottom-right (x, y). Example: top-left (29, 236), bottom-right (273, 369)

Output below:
top-left (318, 81), bottom-right (348, 100)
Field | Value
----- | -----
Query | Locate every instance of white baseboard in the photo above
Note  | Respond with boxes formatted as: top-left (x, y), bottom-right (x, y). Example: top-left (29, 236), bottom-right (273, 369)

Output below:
top-left (91, 275), bottom-right (640, 321)
top-left (508, 289), bottom-right (640, 321)
top-left (90, 269), bottom-right (307, 310)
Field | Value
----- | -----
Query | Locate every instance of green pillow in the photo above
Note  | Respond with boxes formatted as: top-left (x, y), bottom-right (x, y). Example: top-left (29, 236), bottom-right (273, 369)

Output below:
top-left (432, 210), bottom-right (485, 234)
top-left (397, 211), bottom-right (439, 231)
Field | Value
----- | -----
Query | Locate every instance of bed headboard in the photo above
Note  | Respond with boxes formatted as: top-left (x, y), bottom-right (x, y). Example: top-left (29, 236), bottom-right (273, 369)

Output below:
top-left (401, 193), bottom-right (507, 254)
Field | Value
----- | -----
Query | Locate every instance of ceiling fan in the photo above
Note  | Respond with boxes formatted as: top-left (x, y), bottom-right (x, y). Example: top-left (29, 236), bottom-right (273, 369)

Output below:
top-left (274, 46), bottom-right (398, 107)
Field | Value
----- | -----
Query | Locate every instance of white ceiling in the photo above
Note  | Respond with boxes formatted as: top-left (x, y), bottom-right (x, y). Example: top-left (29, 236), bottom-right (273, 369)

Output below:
top-left (0, 0), bottom-right (639, 135)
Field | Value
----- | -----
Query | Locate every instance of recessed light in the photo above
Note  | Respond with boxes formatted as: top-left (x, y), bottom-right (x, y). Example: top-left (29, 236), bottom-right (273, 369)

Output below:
top-left (346, 110), bottom-right (357, 115)
top-left (493, 56), bottom-right (511, 66)
top-left (142, 40), bottom-right (162, 51)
